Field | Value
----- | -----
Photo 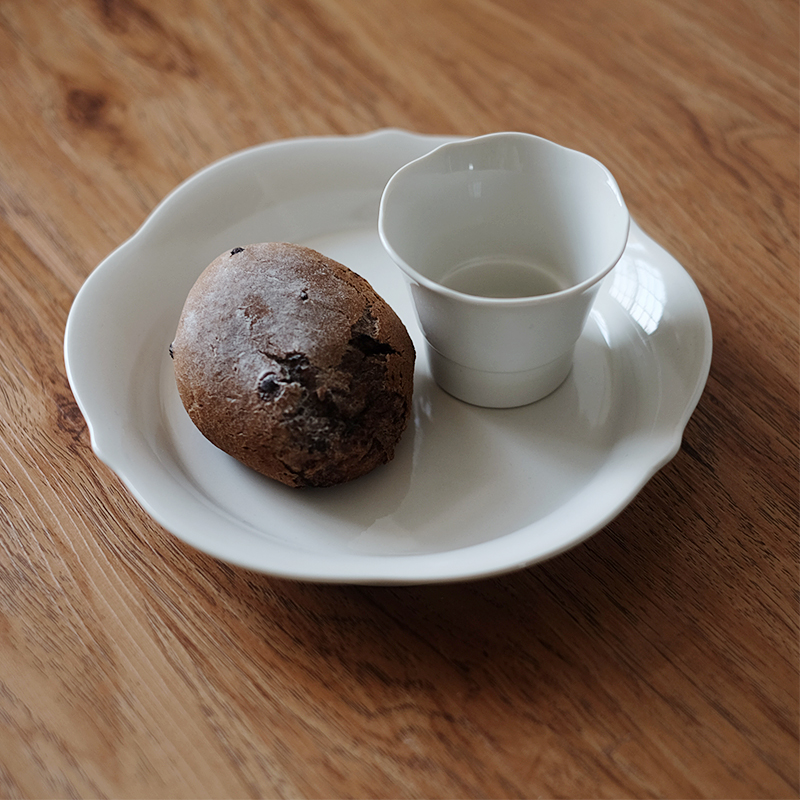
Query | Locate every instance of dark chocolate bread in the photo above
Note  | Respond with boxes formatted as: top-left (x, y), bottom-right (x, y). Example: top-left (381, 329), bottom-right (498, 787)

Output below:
top-left (171, 243), bottom-right (415, 487)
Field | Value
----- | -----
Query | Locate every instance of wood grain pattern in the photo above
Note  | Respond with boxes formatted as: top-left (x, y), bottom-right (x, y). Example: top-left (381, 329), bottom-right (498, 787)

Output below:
top-left (0, 0), bottom-right (797, 797)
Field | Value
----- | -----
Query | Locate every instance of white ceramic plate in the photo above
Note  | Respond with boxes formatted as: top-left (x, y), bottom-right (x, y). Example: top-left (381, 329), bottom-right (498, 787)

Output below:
top-left (64, 129), bottom-right (712, 584)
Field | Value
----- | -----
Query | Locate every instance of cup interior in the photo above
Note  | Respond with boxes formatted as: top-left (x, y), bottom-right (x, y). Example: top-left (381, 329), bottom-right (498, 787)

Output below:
top-left (379, 133), bottom-right (630, 300)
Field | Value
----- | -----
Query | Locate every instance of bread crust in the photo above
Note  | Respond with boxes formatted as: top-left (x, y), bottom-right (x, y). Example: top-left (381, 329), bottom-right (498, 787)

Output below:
top-left (171, 243), bottom-right (415, 487)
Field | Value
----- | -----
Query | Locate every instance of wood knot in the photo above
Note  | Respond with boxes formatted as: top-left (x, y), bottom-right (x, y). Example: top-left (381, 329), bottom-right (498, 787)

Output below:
top-left (55, 393), bottom-right (87, 440)
top-left (66, 89), bottom-right (108, 127)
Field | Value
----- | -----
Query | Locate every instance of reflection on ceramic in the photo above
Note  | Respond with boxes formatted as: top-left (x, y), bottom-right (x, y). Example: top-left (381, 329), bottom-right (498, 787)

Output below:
top-left (608, 236), bottom-right (667, 335)
top-left (64, 130), bottom-right (712, 584)
top-left (378, 132), bottom-right (631, 407)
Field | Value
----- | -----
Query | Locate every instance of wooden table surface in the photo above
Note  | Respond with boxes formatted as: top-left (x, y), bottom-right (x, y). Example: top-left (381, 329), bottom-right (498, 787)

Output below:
top-left (1, 0), bottom-right (797, 797)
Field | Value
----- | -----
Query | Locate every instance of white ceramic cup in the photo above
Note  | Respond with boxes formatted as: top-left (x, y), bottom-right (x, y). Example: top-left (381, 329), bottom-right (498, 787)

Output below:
top-left (378, 132), bottom-right (631, 408)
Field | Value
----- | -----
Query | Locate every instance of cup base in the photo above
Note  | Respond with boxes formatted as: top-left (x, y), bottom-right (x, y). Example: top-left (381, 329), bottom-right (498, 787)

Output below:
top-left (427, 347), bottom-right (574, 408)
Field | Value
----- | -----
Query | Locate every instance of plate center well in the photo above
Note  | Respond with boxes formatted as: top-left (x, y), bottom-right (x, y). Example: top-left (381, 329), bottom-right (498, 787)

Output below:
top-left (159, 227), bottom-right (622, 556)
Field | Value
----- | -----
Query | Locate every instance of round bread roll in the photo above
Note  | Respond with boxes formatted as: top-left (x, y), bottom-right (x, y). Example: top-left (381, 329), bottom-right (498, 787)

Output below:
top-left (171, 243), bottom-right (415, 488)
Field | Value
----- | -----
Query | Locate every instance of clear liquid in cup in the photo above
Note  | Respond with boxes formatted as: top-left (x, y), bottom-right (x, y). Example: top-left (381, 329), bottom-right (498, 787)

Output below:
top-left (440, 258), bottom-right (565, 298)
